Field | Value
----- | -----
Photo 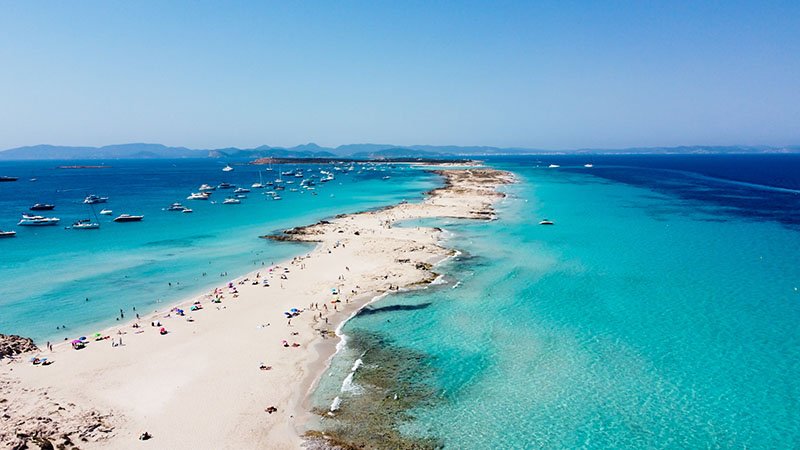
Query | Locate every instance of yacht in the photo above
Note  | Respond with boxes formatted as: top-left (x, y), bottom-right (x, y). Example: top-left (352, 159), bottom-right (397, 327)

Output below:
top-left (113, 214), bottom-right (144, 222)
top-left (222, 164), bottom-right (234, 172)
top-left (199, 184), bottom-right (216, 191)
top-left (272, 195), bottom-right (282, 201)
top-left (539, 219), bottom-right (554, 225)
top-left (547, 164), bottom-right (560, 169)
top-left (166, 203), bottom-right (186, 211)
top-left (70, 219), bottom-right (100, 230)
top-left (217, 182), bottom-right (234, 189)
top-left (0, 176), bottom-right (18, 182)
top-left (187, 192), bottom-right (210, 200)
top-left (584, 163), bottom-right (594, 168)
top-left (0, 230), bottom-right (16, 237)
top-left (30, 203), bottom-right (55, 211)
top-left (18, 215), bottom-right (60, 226)
top-left (99, 209), bottom-right (113, 215)
top-left (233, 187), bottom-right (250, 193)
top-left (222, 197), bottom-right (241, 204)
top-left (235, 194), bottom-right (247, 199)
top-left (83, 194), bottom-right (109, 204)
top-left (182, 208), bottom-right (193, 213)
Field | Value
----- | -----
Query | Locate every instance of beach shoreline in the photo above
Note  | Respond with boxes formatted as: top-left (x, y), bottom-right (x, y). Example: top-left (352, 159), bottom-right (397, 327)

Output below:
top-left (0, 167), bottom-right (514, 449)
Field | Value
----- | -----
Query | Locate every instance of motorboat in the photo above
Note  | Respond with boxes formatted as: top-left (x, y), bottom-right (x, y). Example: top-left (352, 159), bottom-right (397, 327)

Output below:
top-left (182, 208), bottom-right (193, 213)
top-left (18, 215), bottom-right (60, 226)
top-left (166, 203), bottom-right (186, 211)
top-left (70, 219), bottom-right (100, 230)
top-left (187, 192), bottom-right (210, 200)
top-left (222, 197), bottom-right (241, 204)
top-left (235, 194), bottom-right (247, 199)
top-left (83, 194), bottom-right (109, 204)
top-left (222, 164), bottom-right (234, 172)
top-left (547, 164), bottom-right (560, 169)
top-left (0, 176), bottom-right (18, 182)
top-left (272, 195), bottom-right (282, 201)
top-left (199, 184), bottom-right (216, 191)
top-left (233, 187), bottom-right (250, 193)
top-left (584, 163), bottom-right (594, 168)
top-left (539, 219), bottom-right (554, 225)
top-left (30, 203), bottom-right (55, 211)
top-left (217, 182), bottom-right (234, 189)
top-left (0, 230), bottom-right (17, 237)
top-left (113, 214), bottom-right (144, 222)
top-left (99, 209), bottom-right (113, 215)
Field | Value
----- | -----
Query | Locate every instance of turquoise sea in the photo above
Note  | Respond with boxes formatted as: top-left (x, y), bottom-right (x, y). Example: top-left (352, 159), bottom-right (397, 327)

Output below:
top-left (0, 159), bottom-right (440, 342)
top-left (2, 155), bottom-right (800, 447)
top-left (311, 155), bottom-right (800, 448)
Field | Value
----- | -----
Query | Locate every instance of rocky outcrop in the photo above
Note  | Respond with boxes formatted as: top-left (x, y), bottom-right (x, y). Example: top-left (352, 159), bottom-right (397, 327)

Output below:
top-left (0, 334), bottom-right (38, 359)
top-left (0, 376), bottom-right (115, 449)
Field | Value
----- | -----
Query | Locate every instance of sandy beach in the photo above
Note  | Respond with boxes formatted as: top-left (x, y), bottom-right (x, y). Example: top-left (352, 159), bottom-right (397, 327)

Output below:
top-left (0, 168), bottom-right (514, 449)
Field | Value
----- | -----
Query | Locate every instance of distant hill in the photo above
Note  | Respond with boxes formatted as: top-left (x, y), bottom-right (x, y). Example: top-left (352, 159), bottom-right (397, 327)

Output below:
top-left (0, 142), bottom-right (798, 161)
top-left (350, 147), bottom-right (454, 160)
top-left (0, 143), bottom-right (201, 160)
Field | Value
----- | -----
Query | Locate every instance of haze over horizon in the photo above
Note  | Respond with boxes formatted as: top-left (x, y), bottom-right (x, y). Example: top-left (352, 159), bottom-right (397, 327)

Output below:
top-left (1, 1), bottom-right (799, 150)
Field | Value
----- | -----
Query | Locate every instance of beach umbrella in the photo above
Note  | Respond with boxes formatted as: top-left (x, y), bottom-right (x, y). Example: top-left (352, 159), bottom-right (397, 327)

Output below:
top-left (79, 336), bottom-right (87, 341)
top-left (290, 308), bottom-right (299, 313)
top-left (71, 339), bottom-right (81, 344)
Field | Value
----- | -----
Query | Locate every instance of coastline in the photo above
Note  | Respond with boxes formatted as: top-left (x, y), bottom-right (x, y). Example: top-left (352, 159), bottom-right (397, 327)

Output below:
top-left (0, 168), bottom-right (514, 449)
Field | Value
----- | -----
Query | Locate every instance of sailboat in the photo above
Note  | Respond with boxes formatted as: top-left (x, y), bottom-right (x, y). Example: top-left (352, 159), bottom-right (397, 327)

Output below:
top-left (71, 203), bottom-right (100, 229)
top-left (251, 170), bottom-right (265, 189)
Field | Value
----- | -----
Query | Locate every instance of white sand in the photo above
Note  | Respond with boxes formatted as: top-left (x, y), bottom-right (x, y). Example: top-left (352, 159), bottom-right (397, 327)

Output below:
top-left (0, 168), bottom-right (514, 449)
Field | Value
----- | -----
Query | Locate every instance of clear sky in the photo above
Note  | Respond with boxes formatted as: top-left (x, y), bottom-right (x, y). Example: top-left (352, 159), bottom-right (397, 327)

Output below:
top-left (1, 1), bottom-right (798, 150)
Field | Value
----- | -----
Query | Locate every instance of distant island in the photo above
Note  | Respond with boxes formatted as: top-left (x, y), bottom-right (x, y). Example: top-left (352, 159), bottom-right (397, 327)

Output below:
top-left (0, 142), bottom-right (798, 161)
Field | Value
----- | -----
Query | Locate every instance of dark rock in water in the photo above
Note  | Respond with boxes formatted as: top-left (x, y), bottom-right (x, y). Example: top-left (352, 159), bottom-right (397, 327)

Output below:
top-left (0, 334), bottom-right (38, 358)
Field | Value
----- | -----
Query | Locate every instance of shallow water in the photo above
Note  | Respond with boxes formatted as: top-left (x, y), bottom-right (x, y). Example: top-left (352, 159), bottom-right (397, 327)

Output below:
top-left (311, 155), bottom-right (800, 448)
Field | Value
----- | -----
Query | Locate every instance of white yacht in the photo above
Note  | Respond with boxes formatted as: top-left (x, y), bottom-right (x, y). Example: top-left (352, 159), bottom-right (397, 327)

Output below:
top-left (222, 197), bottom-right (241, 204)
top-left (70, 219), bottom-right (100, 230)
top-left (547, 164), bottom-right (560, 169)
top-left (99, 209), bottom-right (113, 215)
top-left (18, 215), bottom-right (60, 226)
top-left (199, 184), bottom-right (216, 191)
top-left (83, 194), bottom-right (109, 204)
top-left (187, 192), bottom-right (210, 200)
top-left (222, 164), bottom-right (234, 172)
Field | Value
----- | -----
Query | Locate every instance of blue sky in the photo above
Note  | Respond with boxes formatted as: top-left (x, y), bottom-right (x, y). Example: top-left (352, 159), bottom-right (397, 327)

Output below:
top-left (0, 1), bottom-right (798, 150)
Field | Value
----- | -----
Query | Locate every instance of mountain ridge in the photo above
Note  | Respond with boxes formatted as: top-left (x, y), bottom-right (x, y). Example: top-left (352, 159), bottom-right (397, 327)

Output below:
top-left (1, 142), bottom-right (798, 160)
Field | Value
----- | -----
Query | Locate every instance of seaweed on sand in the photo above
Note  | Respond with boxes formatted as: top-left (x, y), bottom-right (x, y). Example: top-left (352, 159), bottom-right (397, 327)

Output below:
top-left (305, 331), bottom-right (443, 449)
